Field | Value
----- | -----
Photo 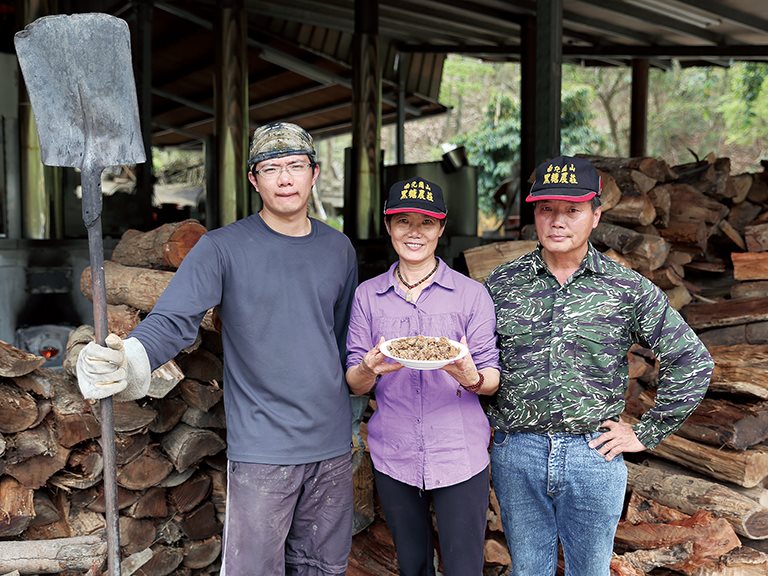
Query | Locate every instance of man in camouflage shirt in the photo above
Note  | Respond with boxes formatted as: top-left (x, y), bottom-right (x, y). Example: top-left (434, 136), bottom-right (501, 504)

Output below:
top-left (485, 156), bottom-right (713, 576)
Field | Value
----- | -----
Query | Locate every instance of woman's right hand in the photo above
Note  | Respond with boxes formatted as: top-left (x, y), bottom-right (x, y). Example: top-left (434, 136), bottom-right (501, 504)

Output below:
top-left (360, 336), bottom-right (403, 377)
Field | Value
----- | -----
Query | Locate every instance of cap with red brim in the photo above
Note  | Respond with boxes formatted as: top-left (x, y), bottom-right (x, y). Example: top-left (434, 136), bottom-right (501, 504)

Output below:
top-left (526, 156), bottom-right (601, 203)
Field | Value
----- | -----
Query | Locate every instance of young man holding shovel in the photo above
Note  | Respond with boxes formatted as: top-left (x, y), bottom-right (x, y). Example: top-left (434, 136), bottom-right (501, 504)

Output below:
top-left (76, 122), bottom-right (358, 575)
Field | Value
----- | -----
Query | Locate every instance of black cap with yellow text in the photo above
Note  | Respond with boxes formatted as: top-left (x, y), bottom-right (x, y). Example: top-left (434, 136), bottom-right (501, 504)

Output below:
top-left (384, 177), bottom-right (447, 219)
top-left (526, 156), bottom-right (601, 202)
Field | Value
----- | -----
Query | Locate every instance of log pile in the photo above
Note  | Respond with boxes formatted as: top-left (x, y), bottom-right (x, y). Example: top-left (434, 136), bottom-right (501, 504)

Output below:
top-left (0, 221), bottom-right (225, 575)
top-left (464, 155), bottom-right (768, 574)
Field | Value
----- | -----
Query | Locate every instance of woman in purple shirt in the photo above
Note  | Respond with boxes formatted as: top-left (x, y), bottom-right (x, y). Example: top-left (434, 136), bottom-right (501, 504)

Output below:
top-left (346, 177), bottom-right (500, 576)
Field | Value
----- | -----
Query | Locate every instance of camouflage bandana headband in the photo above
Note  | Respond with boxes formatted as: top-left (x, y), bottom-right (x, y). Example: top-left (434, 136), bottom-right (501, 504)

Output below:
top-left (248, 122), bottom-right (317, 167)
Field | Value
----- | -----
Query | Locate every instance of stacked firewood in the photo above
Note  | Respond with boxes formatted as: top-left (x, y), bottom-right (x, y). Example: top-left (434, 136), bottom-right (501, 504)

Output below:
top-left (0, 220), bottom-right (227, 575)
top-left (465, 155), bottom-right (768, 575)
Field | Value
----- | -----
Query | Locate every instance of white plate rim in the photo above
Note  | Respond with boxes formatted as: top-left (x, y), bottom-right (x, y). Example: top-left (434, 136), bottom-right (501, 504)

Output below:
top-left (379, 336), bottom-right (468, 370)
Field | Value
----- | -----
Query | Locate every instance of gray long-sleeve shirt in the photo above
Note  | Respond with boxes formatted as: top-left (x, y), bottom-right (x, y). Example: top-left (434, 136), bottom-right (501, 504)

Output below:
top-left (131, 214), bottom-right (358, 464)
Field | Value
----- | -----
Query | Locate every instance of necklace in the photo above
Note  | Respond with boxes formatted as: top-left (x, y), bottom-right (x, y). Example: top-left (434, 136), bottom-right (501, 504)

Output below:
top-left (396, 260), bottom-right (439, 302)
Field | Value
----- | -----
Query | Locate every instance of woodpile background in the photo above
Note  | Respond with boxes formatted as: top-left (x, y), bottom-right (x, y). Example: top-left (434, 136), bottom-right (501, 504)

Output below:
top-left (3, 156), bottom-right (768, 575)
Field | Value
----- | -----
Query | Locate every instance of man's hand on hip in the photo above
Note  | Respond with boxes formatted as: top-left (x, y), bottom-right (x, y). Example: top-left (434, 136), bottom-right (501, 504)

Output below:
top-left (588, 419), bottom-right (647, 462)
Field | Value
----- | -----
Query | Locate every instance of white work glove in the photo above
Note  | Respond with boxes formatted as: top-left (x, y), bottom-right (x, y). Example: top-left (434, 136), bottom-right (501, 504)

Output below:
top-left (76, 334), bottom-right (151, 402)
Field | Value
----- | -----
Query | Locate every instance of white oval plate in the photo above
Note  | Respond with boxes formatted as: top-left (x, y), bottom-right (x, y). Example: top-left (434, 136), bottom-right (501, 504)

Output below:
top-left (380, 337), bottom-right (468, 370)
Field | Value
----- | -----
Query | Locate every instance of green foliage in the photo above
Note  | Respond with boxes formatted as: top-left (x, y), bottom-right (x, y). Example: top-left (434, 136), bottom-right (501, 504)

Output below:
top-left (719, 62), bottom-right (768, 147)
top-left (451, 87), bottom-right (603, 217)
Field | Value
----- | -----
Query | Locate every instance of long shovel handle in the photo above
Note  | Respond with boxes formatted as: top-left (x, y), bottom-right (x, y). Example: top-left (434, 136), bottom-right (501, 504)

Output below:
top-left (82, 168), bottom-right (121, 575)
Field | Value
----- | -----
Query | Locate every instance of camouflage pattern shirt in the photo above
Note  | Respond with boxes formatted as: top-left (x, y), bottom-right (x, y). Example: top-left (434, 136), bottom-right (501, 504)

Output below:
top-left (485, 243), bottom-right (713, 449)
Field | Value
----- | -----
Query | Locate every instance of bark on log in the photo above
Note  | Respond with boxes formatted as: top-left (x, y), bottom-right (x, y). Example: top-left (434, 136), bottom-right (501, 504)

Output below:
top-left (111, 219), bottom-right (206, 270)
top-left (624, 416), bottom-right (768, 488)
top-left (612, 545), bottom-right (693, 575)
top-left (630, 390), bottom-right (768, 449)
top-left (615, 510), bottom-right (740, 574)
top-left (691, 546), bottom-right (768, 575)
top-left (581, 155), bottom-right (674, 182)
top-left (731, 281), bottom-right (768, 300)
top-left (699, 322), bottom-right (768, 349)
top-left (81, 261), bottom-right (174, 313)
top-left (0, 535), bottom-right (107, 574)
top-left (707, 344), bottom-right (768, 399)
top-left (82, 262), bottom-right (219, 332)
top-left (682, 297), bottom-right (768, 330)
top-left (626, 462), bottom-right (768, 539)
top-left (107, 304), bottom-right (141, 338)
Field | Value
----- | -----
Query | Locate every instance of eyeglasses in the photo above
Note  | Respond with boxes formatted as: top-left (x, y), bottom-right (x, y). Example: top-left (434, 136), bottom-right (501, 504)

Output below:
top-left (253, 162), bottom-right (313, 179)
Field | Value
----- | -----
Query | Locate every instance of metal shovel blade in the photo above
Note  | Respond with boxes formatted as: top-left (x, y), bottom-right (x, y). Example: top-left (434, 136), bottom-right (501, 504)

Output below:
top-left (14, 12), bottom-right (145, 170)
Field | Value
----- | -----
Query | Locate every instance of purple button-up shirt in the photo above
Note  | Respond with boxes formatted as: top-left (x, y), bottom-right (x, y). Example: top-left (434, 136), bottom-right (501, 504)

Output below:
top-left (346, 259), bottom-right (499, 490)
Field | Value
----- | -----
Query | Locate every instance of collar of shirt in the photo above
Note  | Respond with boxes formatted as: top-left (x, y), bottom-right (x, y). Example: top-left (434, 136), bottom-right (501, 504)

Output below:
top-left (529, 242), bottom-right (605, 283)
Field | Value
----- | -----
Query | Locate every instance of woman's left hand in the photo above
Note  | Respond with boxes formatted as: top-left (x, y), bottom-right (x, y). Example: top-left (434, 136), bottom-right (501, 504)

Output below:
top-left (441, 336), bottom-right (481, 389)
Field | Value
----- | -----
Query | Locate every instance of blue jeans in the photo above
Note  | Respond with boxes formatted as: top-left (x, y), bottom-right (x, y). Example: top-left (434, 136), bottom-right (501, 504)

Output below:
top-left (491, 431), bottom-right (627, 576)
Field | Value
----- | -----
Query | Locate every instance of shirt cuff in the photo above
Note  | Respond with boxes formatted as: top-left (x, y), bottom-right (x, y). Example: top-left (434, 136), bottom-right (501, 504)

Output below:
top-left (632, 420), bottom-right (664, 450)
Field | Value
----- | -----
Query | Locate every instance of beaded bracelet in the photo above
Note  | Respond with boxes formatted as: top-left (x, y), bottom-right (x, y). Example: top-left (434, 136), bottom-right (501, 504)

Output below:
top-left (462, 371), bottom-right (484, 392)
